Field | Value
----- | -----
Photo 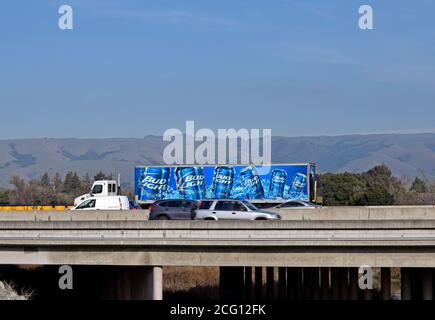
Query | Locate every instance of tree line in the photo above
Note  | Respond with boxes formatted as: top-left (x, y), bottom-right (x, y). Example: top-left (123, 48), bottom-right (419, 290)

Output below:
top-left (0, 171), bottom-right (114, 205)
top-left (318, 164), bottom-right (435, 206)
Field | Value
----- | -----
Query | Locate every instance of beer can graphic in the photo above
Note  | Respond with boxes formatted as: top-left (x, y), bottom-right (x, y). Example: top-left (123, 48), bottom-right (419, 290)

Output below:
top-left (239, 166), bottom-right (264, 199)
top-left (175, 167), bottom-right (206, 200)
top-left (288, 173), bottom-right (307, 199)
top-left (211, 166), bottom-right (235, 199)
top-left (268, 169), bottom-right (287, 199)
top-left (139, 167), bottom-right (170, 200)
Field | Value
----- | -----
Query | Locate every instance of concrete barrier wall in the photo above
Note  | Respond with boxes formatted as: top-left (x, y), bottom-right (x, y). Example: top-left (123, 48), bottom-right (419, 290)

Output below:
top-left (0, 210), bottom-right (149, 221)
top-left (271, 205), bottom-right (435, 220)
top-left (0, 206), bottom-right (434, 222)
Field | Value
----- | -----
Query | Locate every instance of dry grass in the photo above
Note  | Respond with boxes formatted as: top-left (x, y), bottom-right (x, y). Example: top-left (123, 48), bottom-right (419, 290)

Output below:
top-left (164, 266), bottom-right (219, 291)
top-left (163, 266), bottom-right (219, 300)
top-left (0, 280), bottom-right (33, 300)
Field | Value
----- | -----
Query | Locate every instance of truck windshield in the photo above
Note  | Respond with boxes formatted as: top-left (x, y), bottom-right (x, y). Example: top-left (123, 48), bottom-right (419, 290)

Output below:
top-left (76, 199), bottom-right (96, 209)
top-left (92, 185), bottom-right (103, 194)
top-left (242, 201), bottom-right (258, 211)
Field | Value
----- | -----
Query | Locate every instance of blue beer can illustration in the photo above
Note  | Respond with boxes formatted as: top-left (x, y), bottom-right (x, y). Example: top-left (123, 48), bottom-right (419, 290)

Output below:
top-left (268, 169), bottom-right (287, 198)
top-left (288, 173), bottom-right (307, 199)
top-left (239, 166), bottom-right (264, 199)
top-left (139, 167), bottom-right (170, 200)
top-left (211, 166), bottom-right (235, 198)
top-left (175, 167), bottom-right (206, 200)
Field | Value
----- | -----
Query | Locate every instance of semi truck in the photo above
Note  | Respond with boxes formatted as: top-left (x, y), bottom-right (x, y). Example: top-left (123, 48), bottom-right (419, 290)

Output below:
top-left (134, 163), bottom-right (318, 208)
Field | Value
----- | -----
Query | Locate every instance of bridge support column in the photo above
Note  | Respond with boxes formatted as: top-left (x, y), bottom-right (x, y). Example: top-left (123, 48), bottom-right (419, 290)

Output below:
top-left (303, 267), bottom-right (314, 300)
top-left (286, 267), bottom-right (302, 300)
top-left (105, 267), bottom-right (116, 300)
top-left (220, 267), bottom-right (244, 300)
top-left (278, 267), bottom-right (286, 300)
top-left (401, 268), bottom-right (412, 300)
top-left (244, 267), bottom-right (252, 300)
top-left (266, 267), bottom-right (274, 299)
top-left (421, 268), bottom-right (433, 300)
top-left (331, 268), bottom-right (340, 300)
top-left (339, 268), bottom-right (349, 300)
top-left (116, 268), bottom-right (125, 299)
top-left (128, 266), bottom-right (162, 300)
top-left (349, 268), bottom-right (358, 300)
top-left (381, 268), bottom-right (391, 300)
top-left (312, 268), bottom-right (320, 300)
top-left (320, 267), bottom-right (330, 300)
top-left (255, 267), bottom-right (263, 299)
top-left (286, 268), bottom-right (295, 300)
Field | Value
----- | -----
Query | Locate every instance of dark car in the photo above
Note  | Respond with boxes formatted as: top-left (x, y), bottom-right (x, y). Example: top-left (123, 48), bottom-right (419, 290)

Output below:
top-left (149, 199), bottom-right (199, 220)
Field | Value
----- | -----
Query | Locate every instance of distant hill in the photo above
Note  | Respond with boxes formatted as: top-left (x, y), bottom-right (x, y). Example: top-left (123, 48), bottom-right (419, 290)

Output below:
top-left (0, 133), bottom-right (434, 188)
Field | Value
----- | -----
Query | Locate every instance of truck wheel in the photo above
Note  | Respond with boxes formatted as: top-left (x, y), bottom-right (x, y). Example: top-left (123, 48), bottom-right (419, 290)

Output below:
top-left (156, 215), bottom-right (169, 220)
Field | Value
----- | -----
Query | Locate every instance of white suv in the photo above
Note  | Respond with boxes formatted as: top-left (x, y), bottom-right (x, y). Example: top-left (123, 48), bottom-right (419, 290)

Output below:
top-left (194, 199), bottom-right (281, 221)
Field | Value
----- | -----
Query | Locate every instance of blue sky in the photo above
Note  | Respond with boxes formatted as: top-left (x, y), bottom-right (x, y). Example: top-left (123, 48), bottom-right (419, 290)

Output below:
top-left (0, 0), bottom-right (434, 138)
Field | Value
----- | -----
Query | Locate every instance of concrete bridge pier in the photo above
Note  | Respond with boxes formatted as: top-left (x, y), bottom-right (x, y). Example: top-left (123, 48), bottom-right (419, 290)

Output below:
top-left (266, 267), bottom-right (274, 299)
top-left (401, 268), bottom-right (412, 300)
top-left (312, 268), bottom-right (320, 300)
top-left (303, 267), bottom-right (314, 300)
top-left (244, 267), bottom-right (253, 300)
top-left (381, 268), bottom-right (391, 300)
top-left (320, 267), bottom-right (330, 300)
top-left (349, 268), bottom-right (358, 300)
top-left (278, 267), bottom-right (286, 300)
top-left (286, 267), bottom-right (303, 300)
top-left (339, 268), bottom-right (349, 300)
top-left (102, 266), bottom-right (162, 300)
top-left (255, 267), bottom-right (263, 299)
top-left (410, 268), bottom-right (421, 300)
top-left (330, 268), bottom-right (340, 300)
top-left (286, 267), bottom-right (295, 300)
top-left (421, 268), bottom-right (433, 300)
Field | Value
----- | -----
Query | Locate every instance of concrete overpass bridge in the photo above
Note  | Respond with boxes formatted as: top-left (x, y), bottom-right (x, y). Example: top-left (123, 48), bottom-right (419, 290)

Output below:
top-left (0, 206), bottom-right (434, 300)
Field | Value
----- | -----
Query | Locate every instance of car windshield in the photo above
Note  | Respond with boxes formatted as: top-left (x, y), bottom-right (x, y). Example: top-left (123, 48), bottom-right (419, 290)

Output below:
top-left (242, 201), bottom-right (258, 211)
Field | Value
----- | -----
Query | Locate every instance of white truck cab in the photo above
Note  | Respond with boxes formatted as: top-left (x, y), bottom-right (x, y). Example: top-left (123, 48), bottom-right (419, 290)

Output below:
top-left (74, 180), bottom-right (119, 207)
top-left (71, 195), bottom-right (130, 211)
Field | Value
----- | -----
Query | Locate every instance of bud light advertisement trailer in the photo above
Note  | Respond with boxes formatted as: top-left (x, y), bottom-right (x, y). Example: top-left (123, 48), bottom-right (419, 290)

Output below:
top-left (135, 164), bottom-right (314, 202)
